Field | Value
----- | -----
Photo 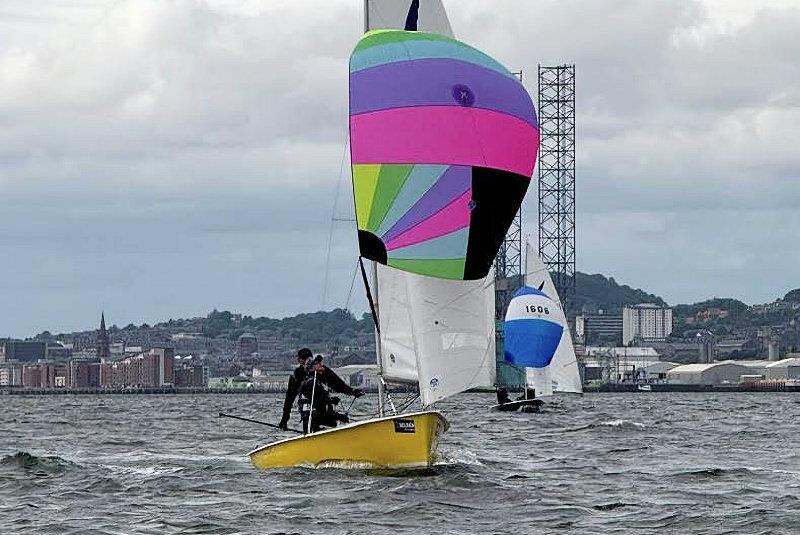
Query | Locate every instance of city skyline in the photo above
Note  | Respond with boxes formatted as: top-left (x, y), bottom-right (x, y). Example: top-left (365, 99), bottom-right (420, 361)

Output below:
top-left (1, 0), bottom-right (799, 336)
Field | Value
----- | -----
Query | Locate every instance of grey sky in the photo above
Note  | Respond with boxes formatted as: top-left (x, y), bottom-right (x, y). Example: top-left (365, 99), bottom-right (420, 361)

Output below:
top-left (1, 0), bottom-right (798, 337)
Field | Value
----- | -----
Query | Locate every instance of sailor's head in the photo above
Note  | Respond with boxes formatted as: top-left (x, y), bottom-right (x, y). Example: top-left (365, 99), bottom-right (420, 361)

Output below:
top-left (311, 355), bottom-right (324, 372)
top-left (297, 347), bottom-right (313, 365)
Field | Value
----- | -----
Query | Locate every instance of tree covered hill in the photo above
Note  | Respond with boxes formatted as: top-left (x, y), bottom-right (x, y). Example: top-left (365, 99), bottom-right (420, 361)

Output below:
top-left (140, 308), bottom-right (375, 349)
top-left (785, 289), bottom-right (800, 303)
top-left (567, 272), bottom-right (667, 314)
top-left (30, 277), bottom-right (799, 347)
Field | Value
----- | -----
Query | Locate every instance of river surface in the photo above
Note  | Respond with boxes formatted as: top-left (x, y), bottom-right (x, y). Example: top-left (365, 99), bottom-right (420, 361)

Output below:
top-left (2, 392), bottom-right (800, 534)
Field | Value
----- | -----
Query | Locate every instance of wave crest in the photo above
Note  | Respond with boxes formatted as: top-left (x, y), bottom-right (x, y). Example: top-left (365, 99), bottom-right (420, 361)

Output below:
top-left (0, 451), bottom-right (76, 477)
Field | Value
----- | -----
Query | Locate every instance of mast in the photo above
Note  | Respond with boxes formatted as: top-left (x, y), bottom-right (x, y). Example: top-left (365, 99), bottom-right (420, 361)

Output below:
top-left (361, 0), bottom-right (386, 418)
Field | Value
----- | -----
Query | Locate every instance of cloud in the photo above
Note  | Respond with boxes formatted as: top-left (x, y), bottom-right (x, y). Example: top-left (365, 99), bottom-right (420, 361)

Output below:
top-left (0, 0), bottom-right (798, 335)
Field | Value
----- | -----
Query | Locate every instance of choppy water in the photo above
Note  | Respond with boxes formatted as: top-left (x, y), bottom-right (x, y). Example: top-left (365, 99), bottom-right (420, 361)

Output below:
top-left (2, 393), bottom-right (800, 534)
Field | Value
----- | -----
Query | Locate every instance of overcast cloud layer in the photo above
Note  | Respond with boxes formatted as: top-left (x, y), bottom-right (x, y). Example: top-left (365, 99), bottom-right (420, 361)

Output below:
top-left (1, 0), bottom-right (798, 336)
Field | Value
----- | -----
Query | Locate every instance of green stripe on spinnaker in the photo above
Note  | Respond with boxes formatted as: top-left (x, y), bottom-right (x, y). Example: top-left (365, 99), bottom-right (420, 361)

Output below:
top-left (353, 164), bottom-right (381, 229)
top-left (367, 164), bottom-right (413, 232)
top-left (387, 258), bottom-right (466, 280)
top-left (355, 30), bottom-right (454, 52)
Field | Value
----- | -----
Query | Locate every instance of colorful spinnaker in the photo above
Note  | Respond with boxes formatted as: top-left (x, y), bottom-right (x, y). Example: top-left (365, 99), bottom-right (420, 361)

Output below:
top-left (349, 30), bottom-right (539, 280)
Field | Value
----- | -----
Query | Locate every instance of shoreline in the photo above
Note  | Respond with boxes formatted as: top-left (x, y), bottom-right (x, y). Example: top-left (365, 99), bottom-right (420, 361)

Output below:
top-left (2, 384), bottom-right (800, 395)
top-left (0, 385), bottom-right (415, 396)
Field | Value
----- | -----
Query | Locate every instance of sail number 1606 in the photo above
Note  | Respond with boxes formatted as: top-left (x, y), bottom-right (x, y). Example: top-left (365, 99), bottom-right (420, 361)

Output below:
top-left (526, 305), bottom-right (550, 315)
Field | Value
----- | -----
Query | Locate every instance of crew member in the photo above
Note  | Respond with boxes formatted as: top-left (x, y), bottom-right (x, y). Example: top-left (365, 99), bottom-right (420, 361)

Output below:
top-left (496, 387), bottom-right (543, 412)
top-left (298, 355), bottom-right (363, 433)
top-left (278, 348), bottom-right (314, 430)
top-left (496, 387), bottom-right (517, 411)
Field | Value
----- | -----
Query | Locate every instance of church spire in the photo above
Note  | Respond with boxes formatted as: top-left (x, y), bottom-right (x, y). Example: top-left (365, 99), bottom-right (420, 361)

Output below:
top-left (97, 312), bottom-right (110, 361)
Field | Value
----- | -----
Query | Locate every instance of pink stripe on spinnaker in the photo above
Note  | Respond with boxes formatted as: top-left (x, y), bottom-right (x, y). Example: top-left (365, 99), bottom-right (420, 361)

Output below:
top-left (350, 106), bottom-right (539, 177)
top-left (385, 190), bottom-right (471, 251)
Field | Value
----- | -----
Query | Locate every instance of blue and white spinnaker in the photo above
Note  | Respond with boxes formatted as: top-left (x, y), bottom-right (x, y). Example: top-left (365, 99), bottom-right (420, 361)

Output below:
top-left (502, 244), bottom-right (582, 396)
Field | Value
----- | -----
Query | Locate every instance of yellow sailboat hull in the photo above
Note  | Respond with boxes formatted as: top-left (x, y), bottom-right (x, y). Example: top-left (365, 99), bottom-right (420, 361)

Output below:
top-left (248, 411), bottom-right (449, 470)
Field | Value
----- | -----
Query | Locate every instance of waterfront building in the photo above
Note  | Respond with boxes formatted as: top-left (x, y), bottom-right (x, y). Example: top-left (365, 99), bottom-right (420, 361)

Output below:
top-left (639, 361), bottom-right (679, 382)
top-left (208, 376), bottom-right (253, 390)
top-left (667, 362), bottom-right (752, 385)
top-left (144, 348), bottom-right (174, 386)
top-left (174, 364), bottom-right (207, 387)
top-left (101, 360), bottom-right (129, 387)
top-left (22, 365), bottom-right (41, 387)
top-left (0, 362), bottom-right (24, 386)
top-left (100, 362), bottom-right (113, 387)
top-left (732, 360), bottom-right (773, 377)
top-left (622, 304), bottom-right (673, 346)
top-left (70, 361), bottom-right (89, 388)
top-left (765, 357), bottom-right (800, 380)
top-left (127, 356), bottom-right (142, 385)
top-left (581, 346), bottom-right (661, 382)
top-left (69, 359), bottom-right (101, 388)
top-left (575, 311), bottom-right (623, 345)
top-left (19, 362), bottom-right (68, 388)
top-left (40, 363), bottom-right (57, 388)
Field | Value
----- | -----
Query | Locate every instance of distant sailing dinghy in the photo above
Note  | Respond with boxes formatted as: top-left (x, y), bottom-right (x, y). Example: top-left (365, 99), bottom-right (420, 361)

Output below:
top-left (249, 0), bottom-right (539, 469)
top-left (492, 245), bottom-right (582, 412)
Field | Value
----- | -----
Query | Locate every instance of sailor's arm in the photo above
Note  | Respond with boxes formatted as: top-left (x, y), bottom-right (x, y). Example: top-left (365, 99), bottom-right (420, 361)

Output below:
top-left (321, 367), bottom-right (363, 397)
top-left (278, 375), bottom-right (299, 429)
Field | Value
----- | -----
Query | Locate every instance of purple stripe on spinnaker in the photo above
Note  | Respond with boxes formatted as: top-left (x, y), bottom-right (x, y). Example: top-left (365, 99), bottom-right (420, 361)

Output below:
top-left (350, 58), bottom-right (537, 128)
top-left (381, 165), bottom-right (472, 244)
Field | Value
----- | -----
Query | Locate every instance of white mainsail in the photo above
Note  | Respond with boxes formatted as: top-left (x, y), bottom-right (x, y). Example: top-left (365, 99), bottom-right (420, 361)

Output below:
top-left (376, 264), bottom-right (419, 383)
top-left (366, 0), bottom-right (454, 36)
top-left (377, 263), bottom-right (496, 403)
top-left (523, 244), bottom-right (583, 395)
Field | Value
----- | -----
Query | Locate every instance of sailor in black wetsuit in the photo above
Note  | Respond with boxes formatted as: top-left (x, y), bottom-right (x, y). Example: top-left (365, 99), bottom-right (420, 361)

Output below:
top-left (496, 387), bottom-right (544, 412)
top-left (278, 348), bottom-right (314, 430)
top-left (496, 387), bottom-right (516, 411)
top-left (298, 356), bottom-right (364, 433)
